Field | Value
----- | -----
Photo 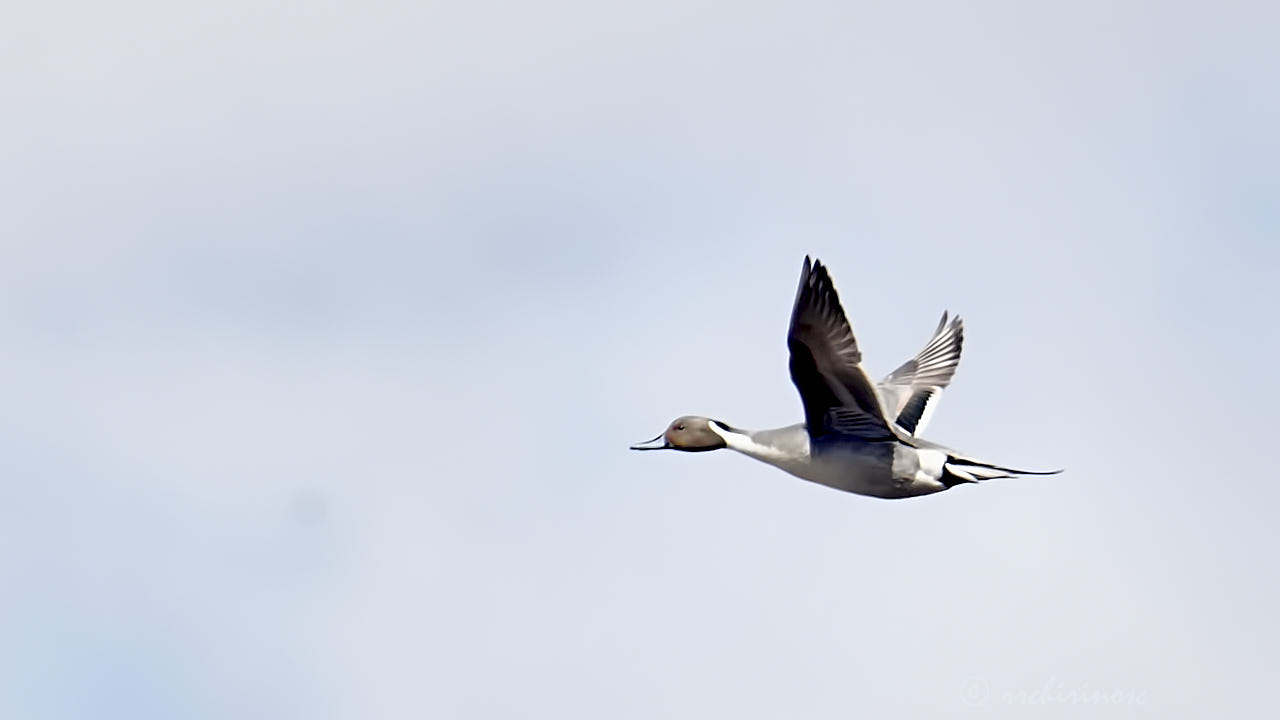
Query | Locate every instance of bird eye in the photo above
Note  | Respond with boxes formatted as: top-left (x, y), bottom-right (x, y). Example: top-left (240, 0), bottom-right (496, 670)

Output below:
top-left (675, 423), bottom-right (686, 431)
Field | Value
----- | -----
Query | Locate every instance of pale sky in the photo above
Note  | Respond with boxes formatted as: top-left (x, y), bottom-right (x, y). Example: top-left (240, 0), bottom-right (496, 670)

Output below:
top-left (2, 1), bottom-right (1277, 718)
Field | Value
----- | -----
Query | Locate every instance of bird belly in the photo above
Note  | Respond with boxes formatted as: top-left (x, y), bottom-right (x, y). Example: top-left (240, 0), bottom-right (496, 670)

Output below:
top-left (794, 443), bottom-right (946, 499)
top-left (722, 430), bottom-right (947, 499)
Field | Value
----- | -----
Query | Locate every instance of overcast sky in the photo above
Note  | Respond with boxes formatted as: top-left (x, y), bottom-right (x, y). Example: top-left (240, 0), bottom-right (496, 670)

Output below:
top-left (3, 1), bottom-right (1277, 718)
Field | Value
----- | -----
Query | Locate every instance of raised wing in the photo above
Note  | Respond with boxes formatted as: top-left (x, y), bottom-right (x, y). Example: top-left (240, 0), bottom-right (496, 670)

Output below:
top-left (879, 312), bottom-right (964, 435)
top-left (787, 257), bottom-right (898, 442)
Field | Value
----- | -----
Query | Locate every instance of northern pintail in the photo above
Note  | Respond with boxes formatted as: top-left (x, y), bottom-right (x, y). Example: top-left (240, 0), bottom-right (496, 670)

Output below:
top-left (631, 257), bottom-right (1059, 499)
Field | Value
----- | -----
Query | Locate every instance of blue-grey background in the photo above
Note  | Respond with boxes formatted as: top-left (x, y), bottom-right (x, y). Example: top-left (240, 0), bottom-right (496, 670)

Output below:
top-left (3, 1), bottom-right (1276, 717)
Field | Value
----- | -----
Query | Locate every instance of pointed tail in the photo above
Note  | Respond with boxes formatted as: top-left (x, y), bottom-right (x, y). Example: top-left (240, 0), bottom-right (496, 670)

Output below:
top-left (940, 453), bottom-right (1062, 488)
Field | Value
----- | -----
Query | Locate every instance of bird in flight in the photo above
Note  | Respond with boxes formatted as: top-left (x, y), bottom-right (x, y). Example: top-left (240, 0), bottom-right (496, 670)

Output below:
top-left (631, 256), bottom-right (1059, 498)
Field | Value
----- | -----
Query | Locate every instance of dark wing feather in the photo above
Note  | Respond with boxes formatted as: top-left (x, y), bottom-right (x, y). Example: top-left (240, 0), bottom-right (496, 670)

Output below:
top-left (787, 257), bottom-right (897, 441)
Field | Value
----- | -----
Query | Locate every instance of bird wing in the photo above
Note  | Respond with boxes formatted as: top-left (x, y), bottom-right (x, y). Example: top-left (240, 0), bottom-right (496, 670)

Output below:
top-left (879, 312), bottom-right (964, 435)
top-left (787, 257), bottom-right (901, 442)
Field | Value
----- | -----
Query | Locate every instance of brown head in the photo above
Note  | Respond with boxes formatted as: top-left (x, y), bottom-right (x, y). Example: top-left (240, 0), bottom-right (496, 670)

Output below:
top-left (629, 415), bottom-right (732, 452)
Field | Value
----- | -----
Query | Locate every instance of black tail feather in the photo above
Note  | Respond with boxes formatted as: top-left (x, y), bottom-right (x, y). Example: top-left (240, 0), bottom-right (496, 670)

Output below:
top-left (940, 466), bottom-right (977, 489)
top-left (947, 456), bottom-right (1063, 476)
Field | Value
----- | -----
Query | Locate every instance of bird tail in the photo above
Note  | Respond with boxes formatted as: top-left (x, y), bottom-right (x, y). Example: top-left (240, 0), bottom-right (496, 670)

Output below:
top-left (940, 453), bottom-right (1062, 488)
